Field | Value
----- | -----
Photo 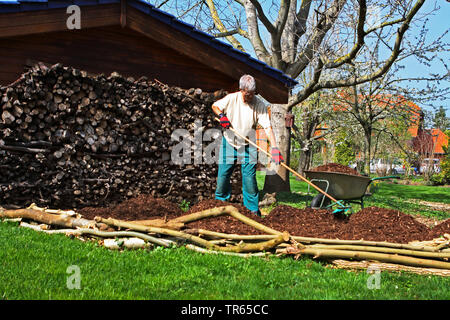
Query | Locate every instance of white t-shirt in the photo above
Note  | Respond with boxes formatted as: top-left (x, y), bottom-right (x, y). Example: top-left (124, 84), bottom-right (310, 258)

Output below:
top-left (213, 91), bottom-right (271, 148)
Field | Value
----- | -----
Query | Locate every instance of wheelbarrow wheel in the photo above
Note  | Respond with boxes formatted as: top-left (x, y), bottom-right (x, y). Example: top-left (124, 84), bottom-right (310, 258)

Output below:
top-left (310, 193), bottom-right (331, 209)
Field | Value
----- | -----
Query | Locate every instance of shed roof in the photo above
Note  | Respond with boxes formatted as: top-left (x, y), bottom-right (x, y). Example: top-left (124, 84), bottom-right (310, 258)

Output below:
top-left (0, 0), bottom-right (297, 103)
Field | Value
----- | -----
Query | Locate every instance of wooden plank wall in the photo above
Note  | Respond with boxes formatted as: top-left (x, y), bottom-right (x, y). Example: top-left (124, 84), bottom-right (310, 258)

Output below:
top-left (0, 4), bottom-right (120, 38)
top-left (0, 25), bottom-right (236, 92)
top-left (0, 3), bottom-right (290, 102)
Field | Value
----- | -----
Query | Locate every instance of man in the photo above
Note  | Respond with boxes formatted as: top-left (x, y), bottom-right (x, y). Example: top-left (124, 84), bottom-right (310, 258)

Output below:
top-left (211, 74), bottom-right (284, 216)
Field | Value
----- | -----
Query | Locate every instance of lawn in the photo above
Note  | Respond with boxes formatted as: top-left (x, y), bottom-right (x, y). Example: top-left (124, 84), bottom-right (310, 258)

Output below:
top-left (256, 172), bottom-right (450, 220)
top-left (1, 221), bottom-right (449, 300)
top-left (1, 172), bottom-right (449, 301)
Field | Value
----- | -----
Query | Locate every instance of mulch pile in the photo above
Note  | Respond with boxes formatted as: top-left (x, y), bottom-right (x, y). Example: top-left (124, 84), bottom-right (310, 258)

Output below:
top-left (78, 194), bottom-right (184, 221)
top-left (311, 163), bottom-right (361, 176)
top-left (335, 207), bottom-right (434, 243)
top-left (77, 195), bottom-right (450, 244)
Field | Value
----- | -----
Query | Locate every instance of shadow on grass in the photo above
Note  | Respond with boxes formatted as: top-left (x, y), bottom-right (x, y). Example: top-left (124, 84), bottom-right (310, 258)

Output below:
top-left (260, 190), bottom-right (313, 210)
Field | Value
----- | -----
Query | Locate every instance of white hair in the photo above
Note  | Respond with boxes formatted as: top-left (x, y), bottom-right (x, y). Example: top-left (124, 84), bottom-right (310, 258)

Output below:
top-left (239, 75), bottom-right (256, 92)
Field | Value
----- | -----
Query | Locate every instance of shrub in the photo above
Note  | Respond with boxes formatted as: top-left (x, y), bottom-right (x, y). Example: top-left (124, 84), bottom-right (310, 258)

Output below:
top-left (430, 172), bottom-right (448, 186)
top-left (431, 146), bottom-right (449, 185)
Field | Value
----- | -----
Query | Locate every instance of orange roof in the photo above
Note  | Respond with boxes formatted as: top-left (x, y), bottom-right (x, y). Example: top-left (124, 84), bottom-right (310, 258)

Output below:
top-left (332, 92), bottom-right (422, 125)
top-left (431, 129), bottom-right (449, 154)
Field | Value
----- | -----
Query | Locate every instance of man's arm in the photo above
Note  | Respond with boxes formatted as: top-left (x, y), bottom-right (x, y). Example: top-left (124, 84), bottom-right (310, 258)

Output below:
top-left (212, 104), bottom-right (230, 129)
top-left (264, 126), bottom-right (284, 164)
top-left (212, 105), bottom-right (222, 117)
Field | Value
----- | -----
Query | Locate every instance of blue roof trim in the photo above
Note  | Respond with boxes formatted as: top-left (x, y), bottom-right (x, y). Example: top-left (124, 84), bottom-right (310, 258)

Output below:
top-left (0, 0), bottom-right (297, 88)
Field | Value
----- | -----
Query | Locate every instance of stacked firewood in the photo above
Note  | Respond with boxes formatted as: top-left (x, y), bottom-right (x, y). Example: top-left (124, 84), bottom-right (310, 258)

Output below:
top-left (0, 63), bottom-right (242, 209)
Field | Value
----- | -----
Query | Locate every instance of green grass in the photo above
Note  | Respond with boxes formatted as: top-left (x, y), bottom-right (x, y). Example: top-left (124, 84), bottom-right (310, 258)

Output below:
top-left (1, 221), bottom-right (449, 300)
top-left (256, 172), bottom-right (450, 220)
top-left (1, 172), bottom-right (449, 300)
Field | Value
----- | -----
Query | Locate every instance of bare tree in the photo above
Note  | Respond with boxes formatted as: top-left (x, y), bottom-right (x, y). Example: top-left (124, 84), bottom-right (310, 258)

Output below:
top-left (153, 0), bottom-right (448, 192)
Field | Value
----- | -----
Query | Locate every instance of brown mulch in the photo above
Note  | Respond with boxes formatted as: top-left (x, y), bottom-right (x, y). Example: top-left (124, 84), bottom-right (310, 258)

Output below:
top-left (261, 205), bottom-right (344, 239)
top-left (77, 195), bottom-right (450, 244)
top-left (311, 163), bottom-right (361, 176)
top-left (77, 194), bottom-right (184, 221)
top-left (334, 207), bottom-right (434, 243)
top-left (429, 219), bottom-right (450, 239)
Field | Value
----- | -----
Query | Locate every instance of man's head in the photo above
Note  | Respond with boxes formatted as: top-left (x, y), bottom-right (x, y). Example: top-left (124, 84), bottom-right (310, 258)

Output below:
top-left (239, 74), bottom-right (256, 104)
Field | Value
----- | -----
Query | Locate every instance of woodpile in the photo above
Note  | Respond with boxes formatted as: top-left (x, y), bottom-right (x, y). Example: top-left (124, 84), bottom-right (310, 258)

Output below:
top-left (0, 62), bottom-right (242, 209)
top-left (2, 203), bottom-right (450, 276)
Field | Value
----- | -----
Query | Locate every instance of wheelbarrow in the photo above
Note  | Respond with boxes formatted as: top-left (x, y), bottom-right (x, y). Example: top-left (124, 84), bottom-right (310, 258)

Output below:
top-left (304, 170), bottom-right (400, 210)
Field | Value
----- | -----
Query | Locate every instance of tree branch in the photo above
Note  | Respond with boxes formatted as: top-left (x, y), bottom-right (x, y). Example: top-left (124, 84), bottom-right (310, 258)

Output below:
top-left (286, 0), bottom-right (346, 78)
top-left (248, 0), bottom-right (276, 34)
top-left (289, 0), bottom-right (426, 108)
top-left (213, 28), bottom-right (249, 38)
top-left (365, 17), bottom-right (406, 35)
top-left (242, 0), bottom-right (270, 62)
top-left (205, 0), bottom-right (245, 51)
top-left (271, 0), bottom-right (291, 68)
top-left (324, 0), bottom-right (367, 69)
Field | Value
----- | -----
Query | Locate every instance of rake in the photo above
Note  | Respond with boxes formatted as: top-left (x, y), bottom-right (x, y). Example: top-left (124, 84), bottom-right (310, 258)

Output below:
top-left (214, 118), bottom-right (352, 215)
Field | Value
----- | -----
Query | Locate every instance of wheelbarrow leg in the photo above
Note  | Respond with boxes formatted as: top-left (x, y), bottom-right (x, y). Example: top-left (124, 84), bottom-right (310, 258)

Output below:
top-left (308, 178), bottom-right (330, 209)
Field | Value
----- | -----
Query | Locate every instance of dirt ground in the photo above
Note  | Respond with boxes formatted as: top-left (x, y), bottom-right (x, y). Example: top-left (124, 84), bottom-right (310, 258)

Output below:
top-left (77, 195), bottom-right (450, 244)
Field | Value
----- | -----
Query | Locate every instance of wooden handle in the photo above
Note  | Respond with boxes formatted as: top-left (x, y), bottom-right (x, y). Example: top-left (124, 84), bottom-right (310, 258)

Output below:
top-left (214, 117), bottom-right (339, 203)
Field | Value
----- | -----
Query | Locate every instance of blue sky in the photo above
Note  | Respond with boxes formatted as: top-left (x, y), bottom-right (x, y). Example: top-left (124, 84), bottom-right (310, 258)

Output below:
top-left (183, 0), bottom-right (449, 117)
top-left (396, 0), bottom-right (449, 117)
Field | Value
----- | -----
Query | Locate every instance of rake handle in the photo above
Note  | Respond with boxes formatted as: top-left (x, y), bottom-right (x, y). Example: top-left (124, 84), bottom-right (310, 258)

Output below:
top-left (214, 117), bottom-right (340, 204)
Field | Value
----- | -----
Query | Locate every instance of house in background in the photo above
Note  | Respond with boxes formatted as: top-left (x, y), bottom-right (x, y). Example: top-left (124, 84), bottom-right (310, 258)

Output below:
top-left (278, 91), bottom-right (449, 170)
top-left (410, 110), bottom-right (449, 160)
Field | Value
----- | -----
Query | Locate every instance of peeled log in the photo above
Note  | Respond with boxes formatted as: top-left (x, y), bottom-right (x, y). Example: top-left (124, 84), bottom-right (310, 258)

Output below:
top-left (284, 246), bottom-right (450, 270)
top-left (0, 208), bottom-right (97, 229)
top-left (123, 218), bottom-right (184, 230)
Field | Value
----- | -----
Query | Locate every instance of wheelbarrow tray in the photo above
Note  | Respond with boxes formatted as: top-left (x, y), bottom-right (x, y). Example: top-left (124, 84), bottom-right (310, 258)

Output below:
top-left (304, 170), bottom-right (372, 200)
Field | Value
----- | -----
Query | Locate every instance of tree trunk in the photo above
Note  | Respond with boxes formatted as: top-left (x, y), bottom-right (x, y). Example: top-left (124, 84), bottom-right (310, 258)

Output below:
top-left (263, 103), bottom-right (291, 192)
top-left (363, 127), bottom-right (372, 175)
top-left (297, 145), bottom-right (311, 176)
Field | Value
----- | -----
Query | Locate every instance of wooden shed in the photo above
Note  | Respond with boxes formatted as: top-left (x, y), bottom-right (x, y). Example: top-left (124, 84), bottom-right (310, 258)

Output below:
top-left (0, 0), bottom-right (296, 103)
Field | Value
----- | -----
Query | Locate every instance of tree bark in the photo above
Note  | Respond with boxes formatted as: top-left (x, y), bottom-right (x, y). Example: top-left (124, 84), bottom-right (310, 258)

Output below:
top-left (283, 247), bottom-right (450, 270)
top-left (263, 103), bottom-right (291, 192)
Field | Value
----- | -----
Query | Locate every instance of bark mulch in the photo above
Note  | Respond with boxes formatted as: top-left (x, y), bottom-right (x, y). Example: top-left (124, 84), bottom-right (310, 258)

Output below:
top-left (77, 196), bottom-right (450, 244)
top-left (77, 194), bottom-right (184, 221)
top-left (334, 207), bottom-right (435, 243)
top-left (429, 219), bottom-right (450, 239)
top-left (311, 163), bottom-right (361, 176)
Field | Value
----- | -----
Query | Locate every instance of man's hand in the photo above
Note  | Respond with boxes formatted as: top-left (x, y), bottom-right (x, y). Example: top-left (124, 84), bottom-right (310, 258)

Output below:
top-left (271, 147), bottom-right (284, 164)
top-left (219, 113), bottom-right (231, 129)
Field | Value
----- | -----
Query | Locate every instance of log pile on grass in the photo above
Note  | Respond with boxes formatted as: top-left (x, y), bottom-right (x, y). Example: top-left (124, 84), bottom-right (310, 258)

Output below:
top-left (1, 202), bottom-right (449, 277)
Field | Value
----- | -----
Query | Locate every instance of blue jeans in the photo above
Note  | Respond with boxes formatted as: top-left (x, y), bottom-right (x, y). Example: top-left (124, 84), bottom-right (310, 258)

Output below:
top-left (215, 136), bottom-right (259, 212)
